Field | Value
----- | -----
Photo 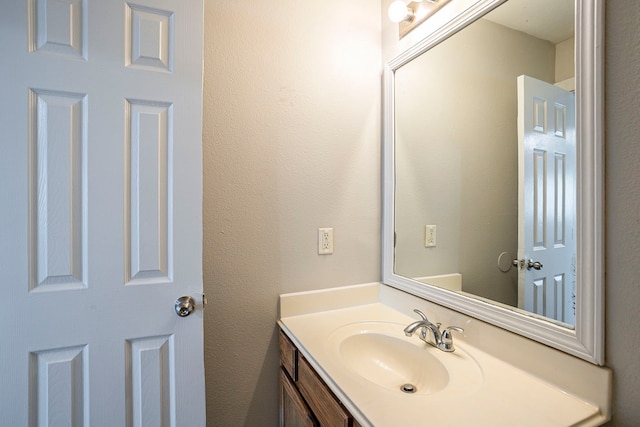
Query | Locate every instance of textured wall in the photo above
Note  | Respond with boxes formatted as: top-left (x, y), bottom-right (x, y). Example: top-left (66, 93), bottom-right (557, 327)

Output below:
top-left (604, 1), bottom-right (640, 425)
top-left (202, 1), bottom-right (381, 425)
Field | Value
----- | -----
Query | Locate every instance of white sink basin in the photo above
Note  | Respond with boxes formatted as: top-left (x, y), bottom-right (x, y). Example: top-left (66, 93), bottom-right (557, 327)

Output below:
top-left (338, 332), bottom-right (449, 394)
top-left (328, 321), bottom-right (483, 396)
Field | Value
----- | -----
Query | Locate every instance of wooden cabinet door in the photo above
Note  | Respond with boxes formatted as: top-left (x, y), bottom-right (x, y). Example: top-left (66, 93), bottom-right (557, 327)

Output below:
top-left (297, 356), bottom-right (351, 427)
top-left (280, 369), bottom-right (318, 427)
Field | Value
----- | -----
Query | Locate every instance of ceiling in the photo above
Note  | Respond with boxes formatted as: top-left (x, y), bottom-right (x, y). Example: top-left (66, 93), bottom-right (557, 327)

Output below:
top-left (483, 0), bottom-right (574, 44)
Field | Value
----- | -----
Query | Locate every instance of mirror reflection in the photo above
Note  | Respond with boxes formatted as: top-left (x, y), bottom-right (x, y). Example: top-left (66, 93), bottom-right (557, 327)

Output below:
top-left (393, 0), bottom-right (576, 325)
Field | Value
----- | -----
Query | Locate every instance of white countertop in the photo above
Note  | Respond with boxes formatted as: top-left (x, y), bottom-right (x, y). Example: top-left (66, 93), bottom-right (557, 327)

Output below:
top-left (279, 283), bottom-right (611, 427)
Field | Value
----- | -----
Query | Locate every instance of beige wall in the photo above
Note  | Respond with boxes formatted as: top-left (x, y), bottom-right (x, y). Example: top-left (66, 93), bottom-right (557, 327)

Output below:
top-left (604, 1), bottom-right (640, 425)
top-left (202, 1), bottom-right (381, 425)
top-left (201, 0), bottom-right (640, 425)
top-left (555, 36), bottom-right (575, 82)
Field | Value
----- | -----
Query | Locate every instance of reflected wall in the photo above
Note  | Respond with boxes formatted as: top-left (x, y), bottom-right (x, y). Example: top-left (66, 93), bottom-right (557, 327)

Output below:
top-left (394, 17), bottom-right (572, 306)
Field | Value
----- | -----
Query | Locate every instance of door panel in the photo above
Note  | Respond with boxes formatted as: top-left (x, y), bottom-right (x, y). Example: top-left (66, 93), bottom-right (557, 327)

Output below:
top-left (29, 88), bottom-right (87, 292)
top-left (125, 99), bottom-right (173, 285)
top-left (0, 1), bottom-right (205, 425)
top-left (517, 75), bottom-right (576, 325)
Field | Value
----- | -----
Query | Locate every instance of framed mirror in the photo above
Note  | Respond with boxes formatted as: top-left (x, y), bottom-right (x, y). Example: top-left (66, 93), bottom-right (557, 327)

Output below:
top-left (382, 0), bottom-right (604, 364)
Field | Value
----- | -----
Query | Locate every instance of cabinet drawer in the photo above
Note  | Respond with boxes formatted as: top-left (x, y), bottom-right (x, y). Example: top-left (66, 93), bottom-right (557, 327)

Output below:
top-left (280, 330), bottom-right (298, 379)
top-left (296, 356), bottom-right (351, 427)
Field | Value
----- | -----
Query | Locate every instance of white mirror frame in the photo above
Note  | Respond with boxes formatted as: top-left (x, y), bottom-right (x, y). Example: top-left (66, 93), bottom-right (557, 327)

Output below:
top-left (382, 0), bottom-right (604, 364)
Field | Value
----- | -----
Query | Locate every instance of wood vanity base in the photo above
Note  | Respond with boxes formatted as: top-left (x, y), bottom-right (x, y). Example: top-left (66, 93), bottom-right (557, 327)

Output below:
top-left (279, 330), bottom-right (361, 427)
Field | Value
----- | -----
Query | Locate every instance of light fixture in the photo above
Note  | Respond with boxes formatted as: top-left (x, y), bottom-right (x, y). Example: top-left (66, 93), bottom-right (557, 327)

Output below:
top-left (388, 0), bottom-right (451, 39)
top-left (388, 1), bottom-right (413, 23)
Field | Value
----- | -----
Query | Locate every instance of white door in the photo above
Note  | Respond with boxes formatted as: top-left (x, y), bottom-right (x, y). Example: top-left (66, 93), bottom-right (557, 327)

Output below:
top-left (517, 75), bottom-right (576, 325)
top-left (0, 1), bottom-right (205, 425)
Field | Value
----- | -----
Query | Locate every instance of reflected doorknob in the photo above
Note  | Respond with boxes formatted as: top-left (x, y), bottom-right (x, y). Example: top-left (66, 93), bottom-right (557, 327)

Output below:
top-left (175, 296), bottom-right (196, 317)
top-left (526, 259), bottom-right (543, 270)
top-left (512, 259), bottom-right (544, 270)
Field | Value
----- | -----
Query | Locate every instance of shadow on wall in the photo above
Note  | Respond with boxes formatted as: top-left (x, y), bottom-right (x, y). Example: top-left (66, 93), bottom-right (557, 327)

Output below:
top-left (243, 328), bottom-right (280, 426)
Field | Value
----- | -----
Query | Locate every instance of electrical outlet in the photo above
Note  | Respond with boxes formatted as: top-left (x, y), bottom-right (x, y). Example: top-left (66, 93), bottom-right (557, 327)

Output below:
top-left (425, 225), bottom-right (436, 247)
top-left (318, 228), bottom-right (334, 255)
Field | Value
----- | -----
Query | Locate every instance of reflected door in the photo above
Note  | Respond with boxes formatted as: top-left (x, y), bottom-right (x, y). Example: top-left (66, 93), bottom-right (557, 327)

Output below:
top-left (0, 0), bottom-right (205, 424)
top-left (517, 75), bottom-right (576, 325)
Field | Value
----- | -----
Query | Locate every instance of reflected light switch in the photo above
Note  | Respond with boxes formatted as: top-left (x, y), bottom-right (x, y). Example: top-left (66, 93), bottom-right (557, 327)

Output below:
top-left (425, 225), bottom-right (436, 247)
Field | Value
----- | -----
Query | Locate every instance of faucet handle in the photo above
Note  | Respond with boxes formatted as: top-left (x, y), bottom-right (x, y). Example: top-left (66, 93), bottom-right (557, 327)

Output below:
top-left (410, 309), bottom-right (431, 341)
top-left (439, 326), bottom-right (464, 352)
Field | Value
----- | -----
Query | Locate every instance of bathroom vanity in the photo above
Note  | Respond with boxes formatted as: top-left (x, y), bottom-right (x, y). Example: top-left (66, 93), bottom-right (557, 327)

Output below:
top-left (278, 283), bottom-right (611, 427)
top-left (279, 330), bottom-right (361, 427)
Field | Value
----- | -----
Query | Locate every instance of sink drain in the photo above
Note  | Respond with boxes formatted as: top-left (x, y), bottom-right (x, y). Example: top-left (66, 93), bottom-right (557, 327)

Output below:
top-left (400, 383), bottom-right (417, 394)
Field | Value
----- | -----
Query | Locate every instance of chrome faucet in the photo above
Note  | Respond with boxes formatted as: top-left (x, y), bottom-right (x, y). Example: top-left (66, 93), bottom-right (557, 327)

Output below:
top-left (403, 309), bottom-right (464, 353)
